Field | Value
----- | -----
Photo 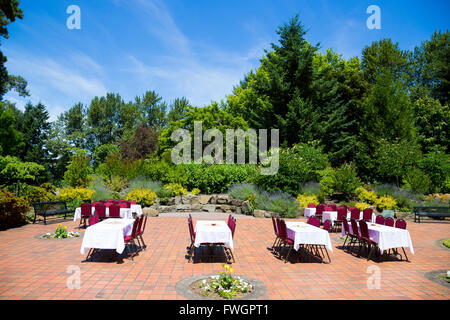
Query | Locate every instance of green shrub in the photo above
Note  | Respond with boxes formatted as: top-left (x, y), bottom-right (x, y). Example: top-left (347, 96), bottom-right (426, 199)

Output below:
top-left (125, 188), bottom-right (157, 207)
top-left (104, 175), bottom-right (129, 193)
top-left (296, 194), bottom-right (319, 210)
top-left (318, 167), bottom-right (336, 197)
top-left (89, 183), bottom-right (114, 202)
top-left (164, 183), bottom-right (187, 196)
top-left (63, 149), bottom-right (91, 187)
top-left (418, 151), bottom-right (450, 193)
top-left (333, 163), bottom-right (362, 199)
top-left (254, 143), bottom-right (328, 195)
top-left (227, 183), bottom-right (259, 201)
top-left (0, 187), bottom-right (29, 230)
top-left (299, 182), bottom-right (321, 196)
top-left (402, 167), bottom-right (432, 195)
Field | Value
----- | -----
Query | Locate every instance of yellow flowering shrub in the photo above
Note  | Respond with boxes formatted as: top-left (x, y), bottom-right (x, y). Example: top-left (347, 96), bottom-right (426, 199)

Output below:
top-left (164, 183), bottom-right (187, 196)
top-left (191, 188), bottom-right (201, 195)
top-left (58, 187), bottom-right (95, 202)
top-left (296, 194), bottom-right (319, 210)
top-left (355, 202), bottom-right (371, 211)
top-left (376, 196), bottom-right (397, 210)
top-left (355, 187), bottom-right (378, 204)
top-left (126, 189), bottom-right (157, 207)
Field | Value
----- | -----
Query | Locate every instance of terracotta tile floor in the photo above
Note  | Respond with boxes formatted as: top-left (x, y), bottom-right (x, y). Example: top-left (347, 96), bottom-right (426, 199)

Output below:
top-left (0, 215), bottom-right (448, 300)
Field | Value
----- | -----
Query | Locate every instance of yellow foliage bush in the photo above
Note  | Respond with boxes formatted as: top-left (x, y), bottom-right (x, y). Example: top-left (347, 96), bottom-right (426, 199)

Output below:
top-left (126, 189), bottom-right (157, 207)
top-left (191, 188), bottom-right (201, 195)
top-left (164, 183), bottom-right (187, 196)
top-left (355, 187), bottom-right (378, 204)
top-left (376, 196), bottom-right (397, 210)
top-left (296, 194), bottom-right (319, 210)
top-left (58, 187), bottom-right (95, 202)
top-left (355, 202), bottom-right (372, 211)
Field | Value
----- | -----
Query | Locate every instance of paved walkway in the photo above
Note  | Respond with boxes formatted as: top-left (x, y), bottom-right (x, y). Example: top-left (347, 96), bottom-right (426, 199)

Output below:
top-left (0, 214), bottom-right (448, 300)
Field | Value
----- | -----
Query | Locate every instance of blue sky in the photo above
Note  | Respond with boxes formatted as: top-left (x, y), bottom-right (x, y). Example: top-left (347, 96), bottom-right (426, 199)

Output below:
top-left (3, 0), bottom-right (449, 121)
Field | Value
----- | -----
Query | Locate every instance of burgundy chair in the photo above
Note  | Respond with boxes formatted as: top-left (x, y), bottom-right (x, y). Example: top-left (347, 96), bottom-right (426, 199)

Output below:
top-left (104, 202), bottom-right (112, 207)
top-left (329, 204), bottom-right (337, 211)
top-left (385, 217), bottom-right (394, 227)
top-left (323, 220), bottom-right (331, 232)
top-left (359, 220), bottom-right (379, 260)
top-left (109, 204), bottom-right (121, 218)
top-left (230, 218), bottom-right (236, 238)
top-left (227, 214), bottom-right (233, 228)
top-left (271, 216), bottom-right (281, 251)
top-left (350, 208), bottom-right (360, 221)
top-left (350, 219), bottom-right (363, 254)
top-left (80, 203), bottom-right (92, 227)
top-left (335, 207), bottom-right (347, 232)
top-left (341, 219), bottom-right (353, 250)
top-left (395, 219), bottom-right (407, 229)
top-left (129, 200), bottom-right (137, 205)
top-left (324, 206), bottom-right (334, 212)
top-left (362, 208), bottom-right (373, 222)
top-left (187, 217), bottom-right (196, 262)
top-left (89, 214), bottom-right (99, 226)
top-left (315, 204), bottom-right (325, 221)
top-left (338, 205), bottom-right (347, 212)
top-left (124, 217), bottom-right (141, 260)
top-left (136, 213), bottom-right (148, 249)
top-left (348, 206), bottom-right (356, 212)
top-left (278, 219), bottom-right (294, 263)
top-left (307, 203), bottom-right (316, 208)
top-left (308, 216), bottom-right (321, 228)
top-left (118, 202), bottom-right (128, 208)
top-left (94, 204), bottom-right (107, 220)
top-left (375, 215), bottom-right (385, 225)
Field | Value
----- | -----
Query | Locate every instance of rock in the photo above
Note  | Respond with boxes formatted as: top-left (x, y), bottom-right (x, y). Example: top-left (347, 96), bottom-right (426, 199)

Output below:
top-left (220, 205), bottom-right (231, 211)
top-left (235, 207), bottom-right (242, 215)
top-left (175, 196), bottom-right (182, 205)
top-left (191, 196), bottom-right (200, 205)
top-left (241, 201), bottom-right (250, 214)
top-left (253, 209), bottom-right (265, 218)
top-left (264, 211), bottom-right (273, 218)
top-left (198, 195), bottom-right (212, 205)
top-left (159, 205), bottom-right (175, 213)
top-left (176, 204), bottom-right (191, 211)
top-left (231, 199), bottom-right (243, 206)
top-left (191, 204), bottom-right (202, 211)
top-left (167, 198), bottom-right (175, 206)
top-left (210, 195), bottom-right (217, 204)
top-left (143, 207), bottom-right (158, 217)
top-left (202, 204), bottom-right (217, 213)
top-left (217, 194), bottom-right (230, 204)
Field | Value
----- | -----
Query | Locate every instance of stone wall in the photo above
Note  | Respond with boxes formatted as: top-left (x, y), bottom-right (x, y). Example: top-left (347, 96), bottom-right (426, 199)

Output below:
top-left (144, 194), bottom-right (278, 218)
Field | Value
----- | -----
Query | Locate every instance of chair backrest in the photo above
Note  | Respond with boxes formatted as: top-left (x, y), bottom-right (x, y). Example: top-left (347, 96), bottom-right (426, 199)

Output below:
top-left (131, 216), bottom-right (140, 237)
top-left (136, 214), bottom-right (144, 234)
top-left (227, 214), bottom-right (232, 228)
top-left (278, 219), bottom-right (288, 241)
top-left (188, 218), bottom-right (195, 242)
top-left (342, 218), bottom-right (350, 235)
top-left (109, 204), bottom-right (121, 218)
top-left (324, 206), bottom-right (334, 212)
top-left (89, 214), bottom-right (99, 226)
top-left (271, 216), bottom-right (278, 235)
top-left (81, 203), bottom-right (92, 217)
top-left (359, 220), bottom-right (370, 240)
top-left (94, 204), bottom-right (106, 218)
top-left (231, 218), bottom-right (236, 237)
top-left (129, 200), bottom-right (136, 205)
top-left (337, 207), bottom-right (347, 221)
top-left (118, 202), bottom-right (128, 208)
top-left (385, 217), bottom-right (394, 227)
top-left (316, 204), bottom-right (325, 216)
top-left (307, 203), bottom-right (316, 208)
top-left (141, 214), bottom-right (148, 234)
top-left (394, 219), bottom-right (406, 229)
top-left (308, 216), bottom-right (320, 228)
top-left (375, 215), bottom-right (384, 225)
top-left (99, 200), bottom-right (107, 203)
top-left (350, 208), bottom-right (360, 220)
top-left (363, 208), bottom-right (373, 222)
top-left (323, 220), bottom-right (331, 232)
top-left (329, 204), bottom-right (337, 211)
top-left (348, 206), bottom-right (356, 212)
top-left (350, 219), bottom-right (360, 237)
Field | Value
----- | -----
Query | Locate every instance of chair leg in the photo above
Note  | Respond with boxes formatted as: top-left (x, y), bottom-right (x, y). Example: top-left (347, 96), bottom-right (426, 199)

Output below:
top-left (139, 235), bottom-right (146, 249)
top-left (285, 245), bottom-right (293, 263)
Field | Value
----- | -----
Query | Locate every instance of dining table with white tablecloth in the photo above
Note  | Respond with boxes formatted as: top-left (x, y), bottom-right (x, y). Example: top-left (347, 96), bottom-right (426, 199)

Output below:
top-left (80, 218), bottom-right (135, 254)
top-left (285, 221), bottom-right (333, 252)
top-left (342, 221), bottom-right (414, 254)
top-left (194, 220), bottom-right (234, 250)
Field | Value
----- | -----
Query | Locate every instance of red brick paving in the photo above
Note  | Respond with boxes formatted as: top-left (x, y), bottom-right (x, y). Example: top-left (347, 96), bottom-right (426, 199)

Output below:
top-left (0, 215), bottom-right (448, 300)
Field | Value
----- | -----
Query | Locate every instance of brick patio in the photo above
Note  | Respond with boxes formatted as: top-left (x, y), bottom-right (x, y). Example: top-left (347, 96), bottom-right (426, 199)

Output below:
top-left (0, 214), bottom-right (448, 300)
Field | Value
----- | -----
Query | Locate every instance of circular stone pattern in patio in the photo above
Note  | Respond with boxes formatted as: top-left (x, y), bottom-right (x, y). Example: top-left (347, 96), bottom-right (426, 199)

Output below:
top-left (424, 270), bottom-right (450, 289)
top-left (35, 232), bottom-right (82, 240)
top-left (175, 274), bottom-right (267, 300)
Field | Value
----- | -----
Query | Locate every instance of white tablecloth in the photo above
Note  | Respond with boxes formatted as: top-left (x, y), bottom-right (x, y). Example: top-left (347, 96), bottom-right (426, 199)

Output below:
top-left (304, 208), bottom-right (316, 218)
top-left (286, 221), bottom-right (333, 252)
top-left (74, 205), bottom-right (142, 221)
top-left (322, 211), bottom-right (376, 226)
top-left (80, 218), bottom-right (135, 254)
top-left (194, 220), bottom-right (234, 250)
top-left (342, 222), bottom-right (414, 254)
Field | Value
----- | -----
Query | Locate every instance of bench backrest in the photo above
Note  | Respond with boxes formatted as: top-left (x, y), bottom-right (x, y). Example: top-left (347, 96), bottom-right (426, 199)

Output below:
top-left (32, 201), bottom-right (67, 213)
top-left (413, 206), bottom-right (450, 214)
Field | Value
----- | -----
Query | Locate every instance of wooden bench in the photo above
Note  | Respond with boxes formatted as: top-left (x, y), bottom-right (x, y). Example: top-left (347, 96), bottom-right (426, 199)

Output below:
top-left (413, 206), bottom-right (450, 223)
top-left (32, 201), bottom-right (74, 225)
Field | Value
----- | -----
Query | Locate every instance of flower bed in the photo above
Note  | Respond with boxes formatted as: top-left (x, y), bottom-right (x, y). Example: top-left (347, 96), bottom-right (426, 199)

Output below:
top-left (42, 224), bottom-right (80, 239)
top-left (190, 264), bottom-right (253, 299)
